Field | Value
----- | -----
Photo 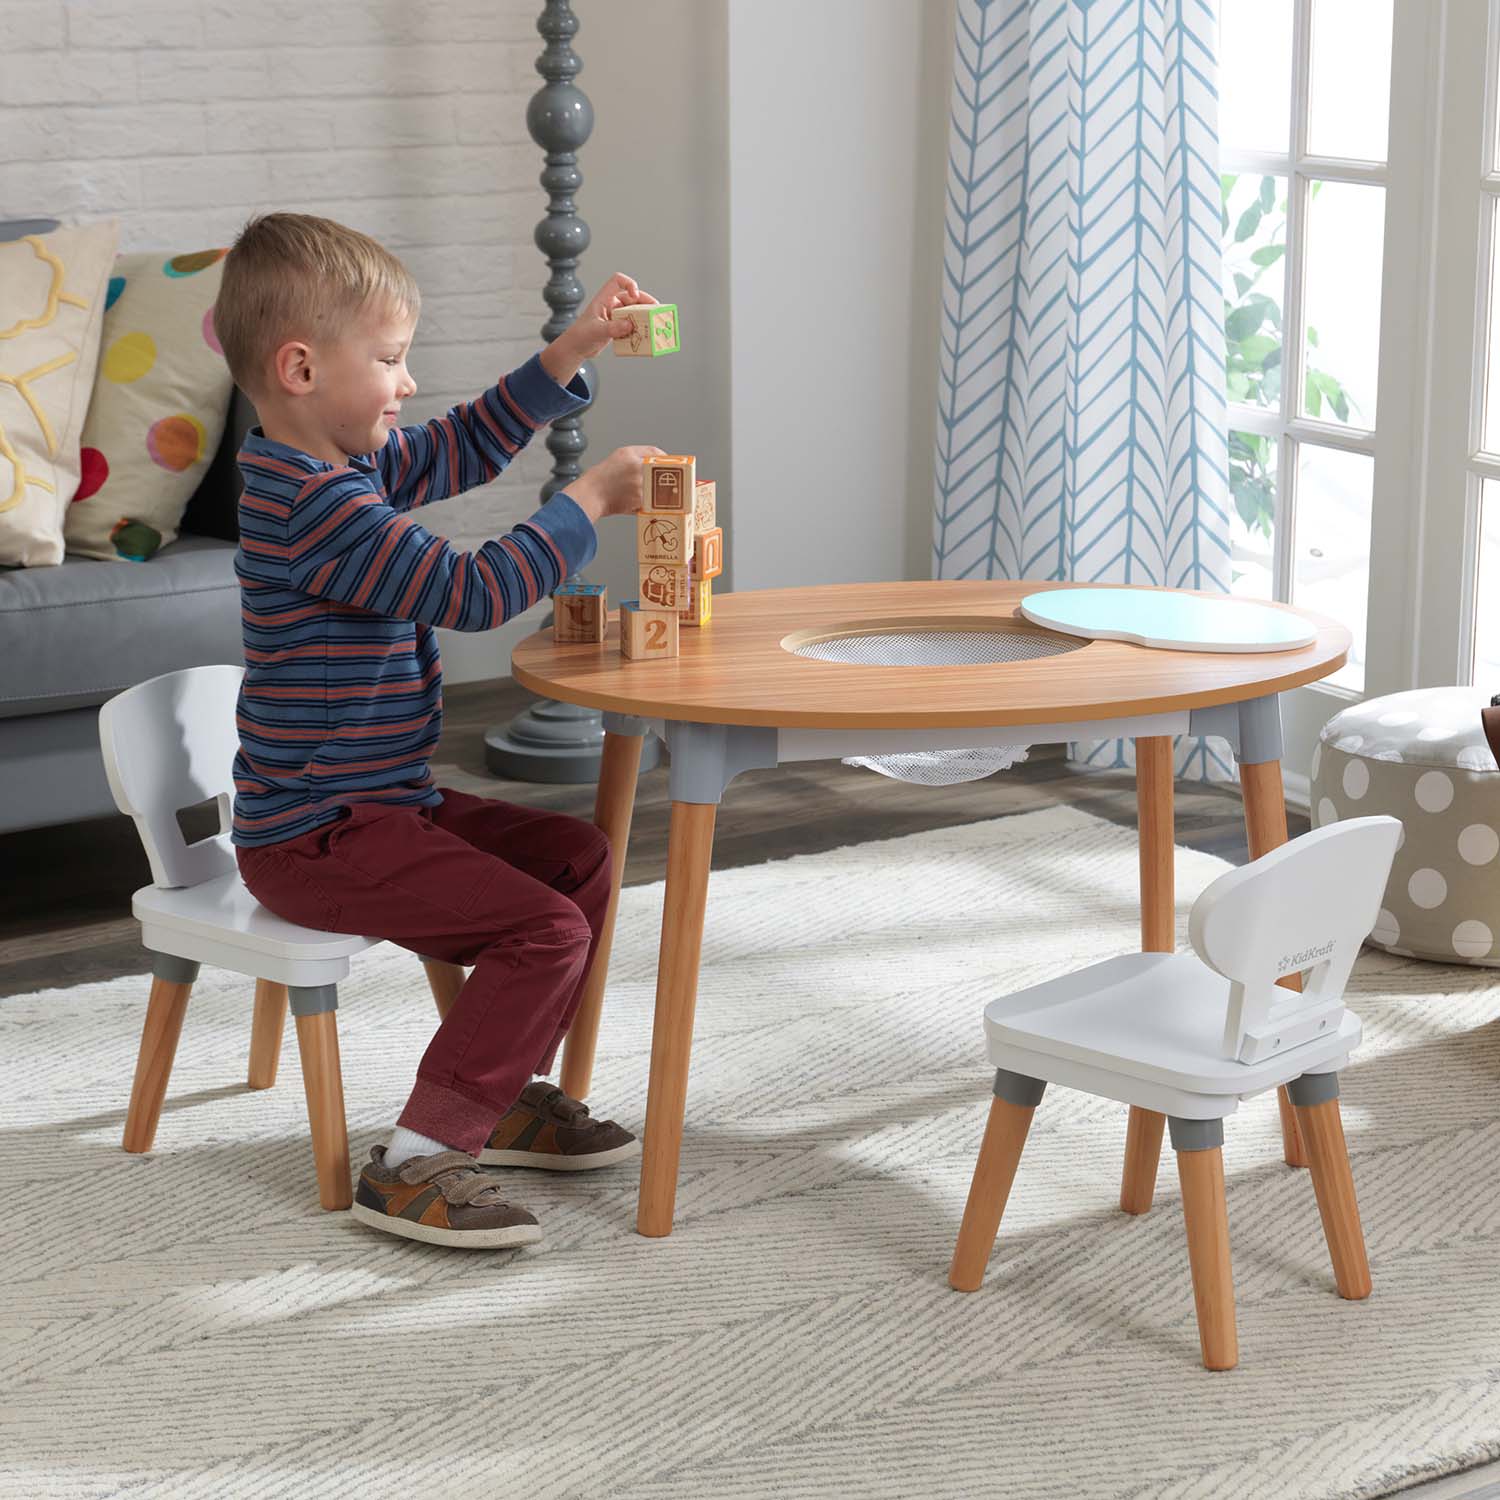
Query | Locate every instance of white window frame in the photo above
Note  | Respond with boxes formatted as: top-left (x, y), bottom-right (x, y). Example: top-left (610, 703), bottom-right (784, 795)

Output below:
top-left (1369, 0), bottom-right (1494, 709)
top-left (1220, 0), bottom-right (1498, 807)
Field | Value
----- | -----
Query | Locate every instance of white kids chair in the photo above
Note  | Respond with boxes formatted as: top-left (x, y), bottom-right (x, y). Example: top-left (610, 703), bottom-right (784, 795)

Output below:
top-left (948, 815), bottom-right (1401, 1371)
top-left (98, 665), bottom-right (468, 1210)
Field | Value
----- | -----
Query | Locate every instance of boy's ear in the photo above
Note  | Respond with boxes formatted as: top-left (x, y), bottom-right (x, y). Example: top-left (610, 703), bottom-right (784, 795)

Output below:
top-left (271, 339), bottom-right (316, 398)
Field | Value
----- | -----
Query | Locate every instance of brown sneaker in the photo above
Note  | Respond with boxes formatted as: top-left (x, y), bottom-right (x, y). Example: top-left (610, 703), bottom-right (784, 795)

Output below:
top-left (477, 1082), bottom-right (640, 1171)
top-left (351, 1145), bottom-right (542, 1249)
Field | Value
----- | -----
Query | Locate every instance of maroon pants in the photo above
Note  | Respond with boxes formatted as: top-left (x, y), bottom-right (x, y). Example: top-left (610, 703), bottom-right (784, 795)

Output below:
top-left (235, 786), bottom-right (612, 1154)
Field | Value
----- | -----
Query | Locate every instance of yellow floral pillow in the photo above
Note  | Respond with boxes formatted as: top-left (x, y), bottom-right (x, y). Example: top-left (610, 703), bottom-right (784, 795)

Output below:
top-left (64, 247), bottom-right (234, 562)
top-left (0, 220), bottom-right (119, 567)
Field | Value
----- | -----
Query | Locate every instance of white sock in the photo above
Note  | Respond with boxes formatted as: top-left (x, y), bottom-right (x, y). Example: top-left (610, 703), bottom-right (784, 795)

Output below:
top-left (385, 1125), bottom-right (453, 1169)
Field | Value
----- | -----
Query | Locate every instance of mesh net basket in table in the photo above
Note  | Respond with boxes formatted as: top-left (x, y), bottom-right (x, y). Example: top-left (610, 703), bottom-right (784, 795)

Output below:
top-left (787, 626), bottom-right (1083, 784)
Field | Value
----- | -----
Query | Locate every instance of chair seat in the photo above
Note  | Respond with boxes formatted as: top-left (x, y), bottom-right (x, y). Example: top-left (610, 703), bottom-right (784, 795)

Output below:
top-left (983, 951), bottom-right (1359, 1112)
top-left (133, 871), bottom-right (377, 970)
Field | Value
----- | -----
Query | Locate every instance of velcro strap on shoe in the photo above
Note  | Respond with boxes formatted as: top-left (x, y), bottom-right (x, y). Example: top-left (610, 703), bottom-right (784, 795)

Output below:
top-left (522, 1082), bottom-right (592, 1125)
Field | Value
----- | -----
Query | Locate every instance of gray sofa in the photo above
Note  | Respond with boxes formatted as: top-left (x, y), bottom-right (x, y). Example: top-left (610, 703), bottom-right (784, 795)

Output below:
top-left (0, 217), bottom-right (252, 834)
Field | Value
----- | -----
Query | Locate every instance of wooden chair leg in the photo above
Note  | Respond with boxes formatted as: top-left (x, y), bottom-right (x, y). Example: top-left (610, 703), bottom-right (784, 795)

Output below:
top-left (1173, 1123), bottom-right (1238, 1371)
top-left (1121, 1108), bottom-right (1165, 1215)
top-left (421, 958), bottom-right (467, 1023)
top-left (950, 1083), bottom-right (1042, 1292)
top-left (123, 969), bottom-right (195, 1153)
top-left (293, 1003), bottom-right (352, 1211)
top-left (562, 728), bottom-right (644, 1100)
top-left (1122, 735), bottom-right (1174, 1212)
top-left (637, 800), bottom-right (717, 1238)
top-left (1239, 756), bottom-right (1308, 1168)
top-left (1291, 1083), bottom-right (1372, 1300)
top-left (248, 979), bottom-right (288, 1089)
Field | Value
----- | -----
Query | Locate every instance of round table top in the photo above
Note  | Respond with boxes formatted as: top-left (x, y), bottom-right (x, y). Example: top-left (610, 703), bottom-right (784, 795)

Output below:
top-left (510, 579), bottom-right (1351, 730)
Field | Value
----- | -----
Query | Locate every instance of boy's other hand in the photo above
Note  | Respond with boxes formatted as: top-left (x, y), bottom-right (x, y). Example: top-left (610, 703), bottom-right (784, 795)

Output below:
top-left (565, 445), bottom-right (664, 523)
top-left (539, 273), bottom-right (657, 385)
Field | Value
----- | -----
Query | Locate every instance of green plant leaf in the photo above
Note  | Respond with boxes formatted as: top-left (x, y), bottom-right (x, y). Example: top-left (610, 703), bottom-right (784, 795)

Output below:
top-left (1235, 203), bottom-right (1263, 241)
top-left (1226, 303), bottom-right (1265, 340)
top-left (1234, 272), bottom-right (1253, 296)
top-left (1259, 176), bottom-right (1275, 211)
top-left (1238, 333), bottom-right (1277, 364)
top-left (1305, 374), bottom-right (1322, 417)
top-left (1250, 245), bottom-right (1284, 267)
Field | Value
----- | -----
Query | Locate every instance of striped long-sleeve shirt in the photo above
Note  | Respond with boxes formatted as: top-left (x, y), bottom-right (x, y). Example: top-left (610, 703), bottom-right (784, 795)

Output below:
top-left (231, 352), bottom-right (593, 848)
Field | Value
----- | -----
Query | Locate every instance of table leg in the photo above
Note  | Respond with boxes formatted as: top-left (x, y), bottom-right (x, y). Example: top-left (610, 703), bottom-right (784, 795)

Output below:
top-left (1122, 735), bottom-right (1174, 1214)
top-left (560, 729), bottom-right (644, 1100)
top-left (1239, 757), bottom-right (1309, 1169)
top-left (637, 799), bottom-right (719, 1237)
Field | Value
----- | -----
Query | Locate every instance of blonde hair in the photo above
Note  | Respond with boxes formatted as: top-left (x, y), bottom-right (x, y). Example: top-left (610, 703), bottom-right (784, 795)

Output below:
top-left (213, 212), bottom-right (421, 396)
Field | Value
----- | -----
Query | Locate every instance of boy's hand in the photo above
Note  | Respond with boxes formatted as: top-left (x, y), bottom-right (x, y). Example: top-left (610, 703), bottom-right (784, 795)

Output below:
top-left (565, 445), bottom-right (664, 523)
top-left (539, 273), bottom-right (657, 386)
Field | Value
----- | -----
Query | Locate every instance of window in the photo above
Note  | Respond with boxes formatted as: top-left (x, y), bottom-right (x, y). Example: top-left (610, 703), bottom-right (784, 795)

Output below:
top-left (1219, 0), bottom-right (1500, 798)
top-left (1220, 0), bottom-right (1395, 694)
top-left (1465, 0), bottom-right (1500, 684)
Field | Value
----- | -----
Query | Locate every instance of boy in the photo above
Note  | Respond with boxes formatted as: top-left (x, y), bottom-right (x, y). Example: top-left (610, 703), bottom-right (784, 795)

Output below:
top-left (214, 212), bottom-right (659, 1249)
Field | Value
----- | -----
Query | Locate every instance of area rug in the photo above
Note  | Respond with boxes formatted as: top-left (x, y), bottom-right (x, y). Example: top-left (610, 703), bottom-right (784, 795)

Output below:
top-left (4, 805), bottom-right (1500, 1500)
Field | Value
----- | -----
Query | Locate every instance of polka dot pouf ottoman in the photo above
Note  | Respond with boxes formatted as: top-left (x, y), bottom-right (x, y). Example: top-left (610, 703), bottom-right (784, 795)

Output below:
top-left (1312, 686), bottom-right (1500, 965)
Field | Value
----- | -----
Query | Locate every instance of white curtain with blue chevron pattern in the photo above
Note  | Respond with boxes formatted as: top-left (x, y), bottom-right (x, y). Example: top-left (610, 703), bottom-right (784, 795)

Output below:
top-left (935, 0), bottom-right (1231, 779)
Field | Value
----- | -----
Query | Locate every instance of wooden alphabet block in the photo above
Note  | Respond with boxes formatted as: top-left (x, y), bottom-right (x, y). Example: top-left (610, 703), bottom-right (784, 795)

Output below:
top-left (678, 577), bottom-right (712, 628)
top-left (619, 599), bottom-right (679, 659)
top-left (552, 581), bottom-right (606, 643)
top-left (637, 509), bottom-right (694, 566)
top-left (693, 526), bottom-right (723, 580)
top-left (642, 454), bottom-right (696, 514)
top-left (693, 479), bottom-right (716, 531)
top-left (611, 302), bottom-right (681, 357)
top-left (639, 562), bottom-right (690, 612)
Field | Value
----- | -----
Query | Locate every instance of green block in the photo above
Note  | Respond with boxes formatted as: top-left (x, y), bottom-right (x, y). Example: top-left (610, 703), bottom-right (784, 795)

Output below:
top-left (645, 303), bottom-right (680, 355)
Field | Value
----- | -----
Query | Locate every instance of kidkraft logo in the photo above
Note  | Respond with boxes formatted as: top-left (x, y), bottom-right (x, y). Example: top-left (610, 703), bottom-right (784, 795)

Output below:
top-left (1278, 938), bottom-right (1335, 973)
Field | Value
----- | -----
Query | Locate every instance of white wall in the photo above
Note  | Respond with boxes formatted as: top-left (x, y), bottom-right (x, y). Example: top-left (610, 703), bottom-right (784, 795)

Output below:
top-left (726, 0), bottom-right (954, 592)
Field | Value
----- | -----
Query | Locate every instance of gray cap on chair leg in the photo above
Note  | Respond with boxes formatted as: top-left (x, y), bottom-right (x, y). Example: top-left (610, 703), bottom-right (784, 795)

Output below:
top-left (1286, 1071), bottom-right (1340, 1108)
top-left (1168, 1116), bottom-right (1225, 1152)
top-left (992, 1069), bottom-right (1047, 1107)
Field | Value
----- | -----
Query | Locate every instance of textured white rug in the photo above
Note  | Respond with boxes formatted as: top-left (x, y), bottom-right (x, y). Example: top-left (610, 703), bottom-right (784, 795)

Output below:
top-left (5, 805), bottom-right (1500, 1500)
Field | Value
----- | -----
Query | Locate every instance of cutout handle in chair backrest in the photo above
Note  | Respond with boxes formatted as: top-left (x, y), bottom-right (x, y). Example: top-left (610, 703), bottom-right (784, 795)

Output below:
top-left (98, 664), bottom-right (245, 890)
top-left (1188, 815), bottom-right (1401, 1065)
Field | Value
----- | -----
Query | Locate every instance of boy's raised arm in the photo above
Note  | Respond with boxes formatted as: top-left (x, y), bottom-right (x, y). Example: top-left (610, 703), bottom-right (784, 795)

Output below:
top-left (275, 468), bottom-right (597, 631)
top-left (375, 353), bottom-right (589, 514)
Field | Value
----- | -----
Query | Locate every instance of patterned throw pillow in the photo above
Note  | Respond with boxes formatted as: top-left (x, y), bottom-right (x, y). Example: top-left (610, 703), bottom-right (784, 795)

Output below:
top-left (64, 248), bottom-right (234, 562)
top-left (0, 220), bottom-right (119, 567)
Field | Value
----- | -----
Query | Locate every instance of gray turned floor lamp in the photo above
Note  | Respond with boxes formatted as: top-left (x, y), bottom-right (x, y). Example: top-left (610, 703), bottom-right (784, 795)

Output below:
top-left (484, 0), bottom-right (661, 781)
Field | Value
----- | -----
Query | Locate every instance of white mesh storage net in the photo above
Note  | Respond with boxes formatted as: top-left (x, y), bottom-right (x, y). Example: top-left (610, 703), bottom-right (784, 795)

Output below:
top-left (788, 627), bottom-right (1083, 785)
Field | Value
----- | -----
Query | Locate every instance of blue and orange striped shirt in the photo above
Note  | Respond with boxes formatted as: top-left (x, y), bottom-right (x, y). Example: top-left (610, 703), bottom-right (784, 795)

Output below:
top-left (231, 353), bottom-right (593, 847)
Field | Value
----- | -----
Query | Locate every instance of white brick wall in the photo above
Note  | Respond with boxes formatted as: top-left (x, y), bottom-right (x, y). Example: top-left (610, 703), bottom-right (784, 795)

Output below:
top-left (1, 0), bottom-right (574, 564)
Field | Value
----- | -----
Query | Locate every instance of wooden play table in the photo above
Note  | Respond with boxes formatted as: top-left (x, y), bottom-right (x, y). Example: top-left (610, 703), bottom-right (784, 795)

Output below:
top-left (511, 579), bottom-right (1351, 1238)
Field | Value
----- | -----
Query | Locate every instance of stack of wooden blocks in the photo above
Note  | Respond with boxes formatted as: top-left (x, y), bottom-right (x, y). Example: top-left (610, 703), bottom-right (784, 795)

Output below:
top-left (621, 454), bottom-right (722, 660)
top-left (552, 299), bottom-right (725, 659)
top-left (550, 455), bottom-right (724, 661)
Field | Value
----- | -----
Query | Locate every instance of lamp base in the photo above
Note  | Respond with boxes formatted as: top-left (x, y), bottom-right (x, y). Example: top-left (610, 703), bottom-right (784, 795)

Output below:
top-left (484, 698), bottom-right (662, 783)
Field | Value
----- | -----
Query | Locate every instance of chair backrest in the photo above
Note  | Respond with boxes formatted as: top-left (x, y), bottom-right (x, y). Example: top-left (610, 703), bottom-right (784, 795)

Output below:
top-left (1188, 815), bottom-right (1401, 1065)
top-left (98, 664), bottom-right (244, 890)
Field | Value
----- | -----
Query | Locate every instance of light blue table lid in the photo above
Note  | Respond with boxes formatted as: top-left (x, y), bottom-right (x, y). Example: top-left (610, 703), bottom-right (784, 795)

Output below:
top-left (1019, 588), bottom-right (1317, 653)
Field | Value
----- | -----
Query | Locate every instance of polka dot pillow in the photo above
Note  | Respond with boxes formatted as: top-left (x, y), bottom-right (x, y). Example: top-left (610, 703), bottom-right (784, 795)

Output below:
top-left (63, 248), bottom-right (233, 562)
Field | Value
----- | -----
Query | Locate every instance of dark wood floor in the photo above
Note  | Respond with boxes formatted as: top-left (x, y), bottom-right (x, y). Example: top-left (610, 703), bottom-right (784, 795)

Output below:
top-left (0, 677), bottom-right (1303, 999)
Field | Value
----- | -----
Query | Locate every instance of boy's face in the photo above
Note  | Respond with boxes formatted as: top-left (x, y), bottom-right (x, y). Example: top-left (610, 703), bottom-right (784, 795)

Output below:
top-left (312, 300), bottom-right (419, 458)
